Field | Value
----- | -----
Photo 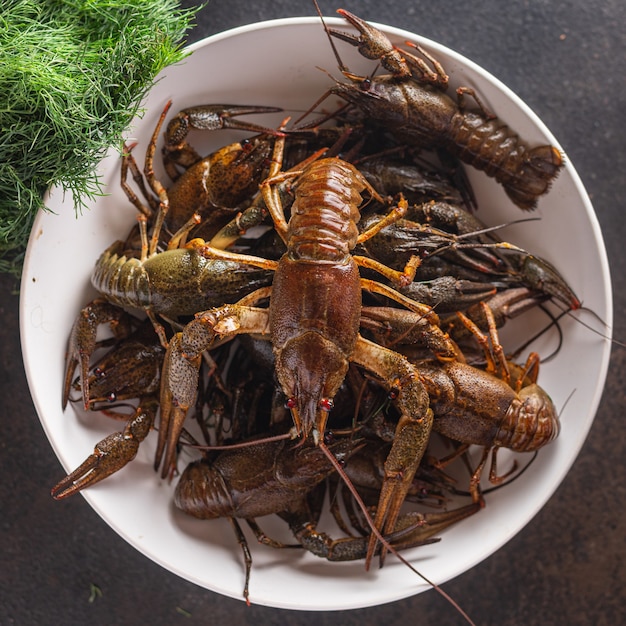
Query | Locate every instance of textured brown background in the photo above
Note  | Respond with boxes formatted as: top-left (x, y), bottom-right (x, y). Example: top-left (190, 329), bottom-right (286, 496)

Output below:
top-left (2, 1), bottom-right (625, 624)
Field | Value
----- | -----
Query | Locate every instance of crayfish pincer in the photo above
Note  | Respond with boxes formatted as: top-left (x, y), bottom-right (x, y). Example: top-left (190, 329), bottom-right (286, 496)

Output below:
top-left (320, 9), bottom-right (563, 210)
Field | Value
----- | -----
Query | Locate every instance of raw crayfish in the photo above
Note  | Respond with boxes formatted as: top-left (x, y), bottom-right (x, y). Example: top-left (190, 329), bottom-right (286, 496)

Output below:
top-left (174, 428), bottom-right (480, 603)
top-left (312, 7), bottom-right (564, 210)
top-left (156, 109), bottom-right (564, 571)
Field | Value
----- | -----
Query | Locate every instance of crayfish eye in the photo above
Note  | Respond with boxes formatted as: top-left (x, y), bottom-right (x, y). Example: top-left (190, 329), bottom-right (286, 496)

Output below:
top-left (240, 138), bottom-right (253, 152)
top-left (388, 387), bottom-right (400, 400)
top-left (319, 397), bottom-right (334, 412)
top-left (360, 77), bottom-right (372, 92)
top-left (285, 396), bottom-right (297, 409)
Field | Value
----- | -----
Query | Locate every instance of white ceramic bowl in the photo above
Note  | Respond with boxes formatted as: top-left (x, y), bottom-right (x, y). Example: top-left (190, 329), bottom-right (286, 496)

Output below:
top-left (20, 17), bottom-right (612, 610)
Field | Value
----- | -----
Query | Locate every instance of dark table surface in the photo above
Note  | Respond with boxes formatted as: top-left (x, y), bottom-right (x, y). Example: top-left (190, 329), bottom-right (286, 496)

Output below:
top-left (3, 1), bottom-right (625, 624)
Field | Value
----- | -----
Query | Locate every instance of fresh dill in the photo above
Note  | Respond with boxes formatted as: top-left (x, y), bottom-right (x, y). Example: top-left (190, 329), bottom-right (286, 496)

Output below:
top-left (88, 582), bottom-right (102, 603)
top-left (0, 0), bottom-right (200, 274)
top-left (176, 606), bottom-right (192, 617)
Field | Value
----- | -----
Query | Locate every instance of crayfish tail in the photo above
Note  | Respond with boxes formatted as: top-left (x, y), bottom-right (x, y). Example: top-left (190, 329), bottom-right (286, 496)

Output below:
top-left (504, 145), bottom-right (564, 211)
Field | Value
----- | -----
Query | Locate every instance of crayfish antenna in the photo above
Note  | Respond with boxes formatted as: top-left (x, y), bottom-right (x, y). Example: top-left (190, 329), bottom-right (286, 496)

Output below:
top-left (312, 0), bottom-right (350, 74)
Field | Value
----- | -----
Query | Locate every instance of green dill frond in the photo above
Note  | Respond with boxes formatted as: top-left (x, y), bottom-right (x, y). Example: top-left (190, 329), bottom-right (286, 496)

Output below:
top-left (0, 0), bottom-right (200, 275)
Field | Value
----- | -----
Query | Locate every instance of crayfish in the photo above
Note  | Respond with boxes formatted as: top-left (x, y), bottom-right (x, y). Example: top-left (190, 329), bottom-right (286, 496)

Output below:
top-left (308, 6), bottom-right (563, 211)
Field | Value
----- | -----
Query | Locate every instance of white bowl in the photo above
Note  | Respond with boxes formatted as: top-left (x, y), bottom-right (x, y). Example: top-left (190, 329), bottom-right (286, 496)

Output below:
top-left (20, 17), bottom-right (612, 610)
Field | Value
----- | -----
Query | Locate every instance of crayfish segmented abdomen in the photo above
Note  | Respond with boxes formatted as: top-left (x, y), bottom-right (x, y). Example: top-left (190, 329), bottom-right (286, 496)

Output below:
top-left (92, 241), bottom-right (273, 317)
top-left (449, 112), bottom-right (563, 210)
top-left (286, 158), bottom-right (366, 261)
top-left (495, 383), bottom-right (560, 452)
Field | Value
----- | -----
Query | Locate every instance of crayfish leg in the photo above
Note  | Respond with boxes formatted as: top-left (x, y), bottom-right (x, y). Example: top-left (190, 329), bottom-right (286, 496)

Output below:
top-left (157, 305), bottom-right (272, 477)
top-left (350, 335), bottom-right (433, 568)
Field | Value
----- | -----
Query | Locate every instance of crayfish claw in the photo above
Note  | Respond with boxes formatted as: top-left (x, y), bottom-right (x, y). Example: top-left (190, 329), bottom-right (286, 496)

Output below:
top-left (512, 253), bottom-right (581, 311)
top-left (51, 400), bottom-right (154, 499)
top-left (332, 9), bottom-right (411, 78)
top-left (394, 502), bottom-right (481, 544)
top-left (50, 436), bottom-right (133, 500)
top-left (156, 332), bottom-right (202, 478)
top-left (63, 300), bottom-right (133, 410)
top-left (164, 104), bottom-right (284, 150)
top-left (51, 453), bottom-right (102, 499)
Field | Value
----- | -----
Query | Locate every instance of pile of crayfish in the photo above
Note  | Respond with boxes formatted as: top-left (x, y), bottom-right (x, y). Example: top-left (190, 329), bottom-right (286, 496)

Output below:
top-left (53, 7), bottom-right (577, 609)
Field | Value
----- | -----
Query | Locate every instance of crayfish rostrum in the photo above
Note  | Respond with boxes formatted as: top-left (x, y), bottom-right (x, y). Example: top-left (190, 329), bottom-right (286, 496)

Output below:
top-left (54, 6), bottom-right (583, 616)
